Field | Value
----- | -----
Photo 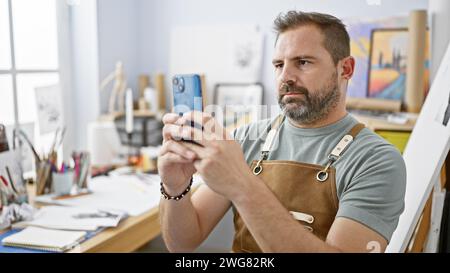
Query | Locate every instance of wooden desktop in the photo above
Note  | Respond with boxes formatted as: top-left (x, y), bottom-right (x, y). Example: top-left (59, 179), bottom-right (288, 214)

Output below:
top-left (26, 182), bottom-right (161, 253)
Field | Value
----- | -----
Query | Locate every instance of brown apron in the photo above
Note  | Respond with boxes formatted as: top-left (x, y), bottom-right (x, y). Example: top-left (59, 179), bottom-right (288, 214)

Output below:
top-left (232, 115), bottom-right (365, 253)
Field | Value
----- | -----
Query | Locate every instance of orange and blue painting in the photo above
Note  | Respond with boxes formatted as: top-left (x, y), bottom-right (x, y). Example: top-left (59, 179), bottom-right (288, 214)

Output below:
top-left (345, 16), bottom-right (408, 98)
top-left (368, 28), bottom-right (429, 100)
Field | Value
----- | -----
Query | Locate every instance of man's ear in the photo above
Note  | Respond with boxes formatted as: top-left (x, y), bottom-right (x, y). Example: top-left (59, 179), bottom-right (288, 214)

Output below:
top-left (340, 56), bottom-right (355, 80)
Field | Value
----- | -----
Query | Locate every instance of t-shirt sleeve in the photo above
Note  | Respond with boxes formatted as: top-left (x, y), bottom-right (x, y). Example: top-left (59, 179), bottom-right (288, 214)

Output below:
top-left (335, 144), bottom-right (406, 242)
top-left (232, 124), bottom-right (250, 145)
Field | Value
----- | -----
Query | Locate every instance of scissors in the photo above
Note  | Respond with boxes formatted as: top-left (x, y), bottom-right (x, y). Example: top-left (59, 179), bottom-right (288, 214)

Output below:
top-left (72, 210), bottom-right (120, 219)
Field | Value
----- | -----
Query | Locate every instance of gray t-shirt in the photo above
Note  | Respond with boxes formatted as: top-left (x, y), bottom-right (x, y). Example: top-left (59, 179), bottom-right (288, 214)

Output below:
top-left (233, 113), bottom-right (406, 242)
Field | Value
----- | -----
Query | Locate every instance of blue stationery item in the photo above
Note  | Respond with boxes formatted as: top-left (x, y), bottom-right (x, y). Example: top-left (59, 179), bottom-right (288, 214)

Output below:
top-left (0, 228), bottom-right (103, 253)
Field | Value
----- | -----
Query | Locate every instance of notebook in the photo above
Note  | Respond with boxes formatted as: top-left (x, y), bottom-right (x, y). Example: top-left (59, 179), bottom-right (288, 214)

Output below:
top-left (1, 227), bottom-right (86, 252)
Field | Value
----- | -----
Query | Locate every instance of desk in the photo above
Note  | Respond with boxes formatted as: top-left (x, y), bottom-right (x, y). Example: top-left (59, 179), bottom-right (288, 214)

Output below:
top-left (351, 113), bottom-right (417, 131)
top-left (26, 183), bottom-right (162, 253)
top-left (70, 207), bottom-right (160, 253)
top-left (352, 113), bottom-right (417, 154)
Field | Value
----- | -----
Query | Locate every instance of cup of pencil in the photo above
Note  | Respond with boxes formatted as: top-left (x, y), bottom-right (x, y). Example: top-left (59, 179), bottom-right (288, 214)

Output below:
top-left (52, 164), bottom-right (74, 196)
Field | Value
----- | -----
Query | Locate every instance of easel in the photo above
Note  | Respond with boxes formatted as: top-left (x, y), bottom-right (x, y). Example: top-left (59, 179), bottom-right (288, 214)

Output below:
top-left (406, 153), bottom-right (449, 252)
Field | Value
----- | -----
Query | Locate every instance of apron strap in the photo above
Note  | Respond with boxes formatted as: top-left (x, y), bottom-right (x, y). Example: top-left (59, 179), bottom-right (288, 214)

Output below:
top-left (329, 123), bottom-right (365, 159)
top-left (261, 117), bottom-right (365, 158)
top-left (261, 115), bottom-right (285, 154)
top-left (253, 115), bottom-right (366, 178)
top-left (348, 123), bottom-right (365, 138)
top-left (253, 115), bottom-right (285, 175)
top-left (317, 122), bottom-right (365, 182)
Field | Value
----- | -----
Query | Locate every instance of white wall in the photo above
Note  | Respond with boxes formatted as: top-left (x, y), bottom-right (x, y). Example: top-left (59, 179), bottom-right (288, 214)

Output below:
top-left (65, 0), bottom-right (139, 151)
top-left (97, 0), bottom-right (139, 113)
top-left (69, 0), bottom-right (100, 150)
top-left (429, 0), bottom-right (450, 80)
top-left (136, 0), bottom-right (429, 107)
top-left (56, 1), bottom-right (74, 160)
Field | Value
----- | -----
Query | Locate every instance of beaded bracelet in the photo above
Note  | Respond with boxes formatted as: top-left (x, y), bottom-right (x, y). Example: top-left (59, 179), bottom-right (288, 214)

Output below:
top-left (160, 177), bottom-right (193, 201)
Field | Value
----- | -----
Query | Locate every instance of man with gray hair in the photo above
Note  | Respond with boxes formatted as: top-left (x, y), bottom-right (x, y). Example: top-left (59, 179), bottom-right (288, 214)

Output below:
top-left (157, 11), bottom-right (406, 253)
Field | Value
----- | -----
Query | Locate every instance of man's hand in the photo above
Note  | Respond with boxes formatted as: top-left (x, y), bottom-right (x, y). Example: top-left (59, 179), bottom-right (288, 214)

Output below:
top-left (166, 111), bottom-right (253, 200)
top-left (158, 113), bottom-right (197, 195)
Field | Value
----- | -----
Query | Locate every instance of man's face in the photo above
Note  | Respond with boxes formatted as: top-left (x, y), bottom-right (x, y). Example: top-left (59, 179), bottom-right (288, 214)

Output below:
top-left (272, 25), bottom-right (341, 125)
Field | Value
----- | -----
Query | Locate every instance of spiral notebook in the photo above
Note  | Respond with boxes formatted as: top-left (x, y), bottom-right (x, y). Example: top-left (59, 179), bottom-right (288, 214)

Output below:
top-left (1, 227), bottom-right (86, 252)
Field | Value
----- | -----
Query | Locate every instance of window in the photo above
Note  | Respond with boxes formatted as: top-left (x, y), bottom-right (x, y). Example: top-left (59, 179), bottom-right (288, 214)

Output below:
top-left (0, 0), bottom-right (11, 70)
top-left (0, 0), bottom-right (61, 152)
top-left (0, 75), bottom-right (14, 125)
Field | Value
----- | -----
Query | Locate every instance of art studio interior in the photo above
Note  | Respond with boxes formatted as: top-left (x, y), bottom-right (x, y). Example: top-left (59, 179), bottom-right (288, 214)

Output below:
top-left (1, 0), bottom-right (450, 254)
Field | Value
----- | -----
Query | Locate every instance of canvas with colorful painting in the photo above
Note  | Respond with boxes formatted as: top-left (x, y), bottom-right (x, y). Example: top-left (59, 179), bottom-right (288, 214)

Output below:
top-left (367, 28), bottom-right (430, 101)
top-left (345, 16), bottom-right (409, 98)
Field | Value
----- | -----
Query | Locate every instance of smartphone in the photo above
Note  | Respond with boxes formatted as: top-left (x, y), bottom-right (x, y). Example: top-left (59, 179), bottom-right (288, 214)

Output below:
top-left (172, 74), bottom-right (203, 145)
top-left (172, 74), bottom-right (203, 115)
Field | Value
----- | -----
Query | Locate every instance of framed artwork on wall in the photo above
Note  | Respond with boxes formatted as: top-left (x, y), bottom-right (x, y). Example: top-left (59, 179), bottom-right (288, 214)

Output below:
top-left (213, 83), bottom-right (264, 131)
top-left (345, 15), bottom-right (409, 98)
top-left (367, 28), bottom-right (430, 101)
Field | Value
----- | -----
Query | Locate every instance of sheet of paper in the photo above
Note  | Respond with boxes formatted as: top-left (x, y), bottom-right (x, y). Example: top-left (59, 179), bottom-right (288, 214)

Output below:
top-left (34, 84), bottom-right (63, 134)
top-left (34, 174), bottom-right (205, 217)
top-left (13, 206), bottom-right (124, 231)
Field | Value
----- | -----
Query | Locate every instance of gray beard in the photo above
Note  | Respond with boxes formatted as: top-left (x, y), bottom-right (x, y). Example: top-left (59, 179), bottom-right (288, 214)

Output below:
top-left (278, 76), bottom-right (340, 126)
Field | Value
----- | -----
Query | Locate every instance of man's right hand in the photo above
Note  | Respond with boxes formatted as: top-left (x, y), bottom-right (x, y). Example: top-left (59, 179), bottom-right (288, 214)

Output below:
top-left (158, 113), bottom-right (197, 195)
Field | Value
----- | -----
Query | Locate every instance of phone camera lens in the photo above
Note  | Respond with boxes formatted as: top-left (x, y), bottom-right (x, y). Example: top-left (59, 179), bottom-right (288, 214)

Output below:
top-left (172, 77), bottom-right (179, 86)
top-left (178, 77), bottom-right (185, 92)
